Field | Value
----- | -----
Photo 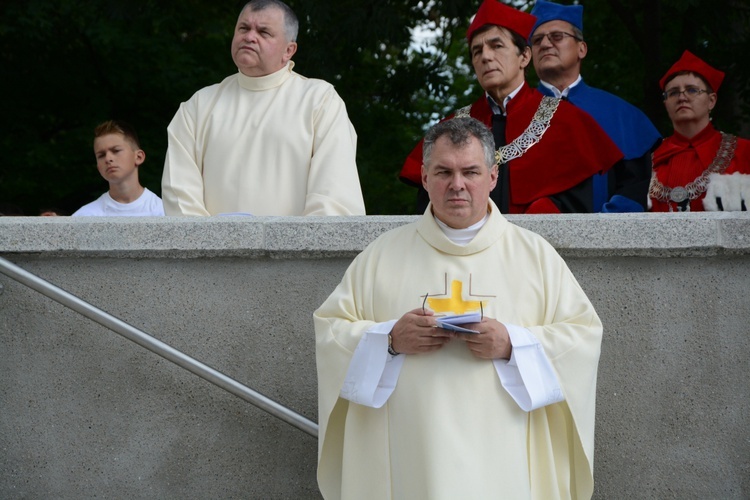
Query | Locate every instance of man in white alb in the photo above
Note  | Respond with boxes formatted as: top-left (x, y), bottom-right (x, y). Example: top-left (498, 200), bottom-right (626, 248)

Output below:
top-left (162, 0), bottom-right (365, 216)
top-left (315, 117), bottom-right (602, 499)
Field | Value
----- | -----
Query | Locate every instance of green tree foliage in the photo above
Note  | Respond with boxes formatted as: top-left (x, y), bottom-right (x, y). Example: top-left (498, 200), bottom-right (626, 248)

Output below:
top-left (0, 0), bottom-right (237, 214)
top-left (0, 0), bottom-right (748, 215)
top-left (580, 0), bottom-right (750, 135)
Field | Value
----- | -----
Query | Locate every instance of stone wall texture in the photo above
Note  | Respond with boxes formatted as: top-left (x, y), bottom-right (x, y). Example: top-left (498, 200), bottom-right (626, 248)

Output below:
top-left (1, 213), bottom-right (748, 499)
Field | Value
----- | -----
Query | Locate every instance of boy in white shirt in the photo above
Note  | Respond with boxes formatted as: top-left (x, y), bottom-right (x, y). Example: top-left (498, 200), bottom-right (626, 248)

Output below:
top-left (73, 120), bottom-right (165, 216)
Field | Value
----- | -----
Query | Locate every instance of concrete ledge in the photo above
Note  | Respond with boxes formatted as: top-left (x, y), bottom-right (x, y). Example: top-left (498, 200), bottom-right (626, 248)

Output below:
top-left (1, 213), bottom-right (749, 499)
top-left (1, 212), bottom-right (749, 258)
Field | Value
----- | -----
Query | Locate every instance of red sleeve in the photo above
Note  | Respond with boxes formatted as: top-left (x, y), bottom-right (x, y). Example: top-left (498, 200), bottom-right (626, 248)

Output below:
top-left (525, 197), bottom-right (562, 214)
top-left (728, 137), bottom-right (750, 174)
top-left (400, 140), bottom-right (424, 186)
top-left (400, 110), bottom-right (470, 186)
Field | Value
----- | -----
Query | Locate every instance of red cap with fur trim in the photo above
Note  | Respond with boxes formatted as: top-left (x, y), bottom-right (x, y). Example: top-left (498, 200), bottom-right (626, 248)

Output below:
top-left (466, 0), bottom-right (537, 42)
top-left (659, 50), bottom-right (725, 92)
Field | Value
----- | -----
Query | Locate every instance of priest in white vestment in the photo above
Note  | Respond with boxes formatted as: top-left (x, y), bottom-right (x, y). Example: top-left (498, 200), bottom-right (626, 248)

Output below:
top-left (314, 116), bottom-right (602, 499)
top-left (162, 0), bottom-right (365, 216)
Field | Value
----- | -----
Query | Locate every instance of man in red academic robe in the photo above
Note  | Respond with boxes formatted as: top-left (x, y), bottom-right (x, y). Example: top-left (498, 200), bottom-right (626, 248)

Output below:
top-left (400, 0), bottom-right (622, 214)
top-left (649, 50), bottom-right (750, 212)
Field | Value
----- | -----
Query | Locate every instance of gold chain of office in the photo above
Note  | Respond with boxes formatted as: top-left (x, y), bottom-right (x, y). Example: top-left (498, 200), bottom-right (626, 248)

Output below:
top-left (455, 96), bottom-right (561, 165)
top-left (648, 132), bottom-right (737, 205)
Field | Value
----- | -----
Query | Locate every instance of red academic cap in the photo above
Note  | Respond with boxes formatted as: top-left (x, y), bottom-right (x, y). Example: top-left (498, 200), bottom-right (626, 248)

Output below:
top-left (466, 0), bottom-right (538, 42)
top-left (659, 50), bottom-right (725, 92)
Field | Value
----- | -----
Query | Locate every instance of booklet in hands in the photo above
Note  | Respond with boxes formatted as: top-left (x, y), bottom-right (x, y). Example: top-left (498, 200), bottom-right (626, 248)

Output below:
top-left (435, 312), bottom-right (481, 334)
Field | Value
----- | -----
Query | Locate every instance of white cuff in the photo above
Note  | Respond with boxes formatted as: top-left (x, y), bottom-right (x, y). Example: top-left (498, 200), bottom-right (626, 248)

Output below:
top-left (339, 320), bottom-right (405, 408)
top-left (493, 324), bottom-right (564, 411)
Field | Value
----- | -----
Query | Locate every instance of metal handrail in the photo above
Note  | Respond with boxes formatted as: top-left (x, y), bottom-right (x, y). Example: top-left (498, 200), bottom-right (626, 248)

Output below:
top-left (0, 256), bottom-right (318, 438)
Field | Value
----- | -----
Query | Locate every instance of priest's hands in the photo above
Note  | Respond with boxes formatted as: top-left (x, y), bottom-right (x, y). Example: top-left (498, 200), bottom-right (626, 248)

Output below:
top-left (390, 308), bottom-right (453, 354)
top-left (390, 311), bottom-right (511, 359)
top-left (456, 318), bottom-right (512, 360)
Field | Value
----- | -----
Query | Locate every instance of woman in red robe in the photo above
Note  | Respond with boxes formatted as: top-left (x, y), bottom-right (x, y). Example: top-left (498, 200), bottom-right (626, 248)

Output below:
top-left (649, 50), bottom-right (750, 212)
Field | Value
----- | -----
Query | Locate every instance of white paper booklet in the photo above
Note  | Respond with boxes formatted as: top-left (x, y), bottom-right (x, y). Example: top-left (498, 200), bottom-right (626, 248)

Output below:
top-left (434, 312), bottom-right (481, 334)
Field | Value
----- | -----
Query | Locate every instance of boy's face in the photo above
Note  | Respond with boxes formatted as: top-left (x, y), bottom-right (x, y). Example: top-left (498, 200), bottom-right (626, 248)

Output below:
top-left (93, 133), bottom-right (144, 184)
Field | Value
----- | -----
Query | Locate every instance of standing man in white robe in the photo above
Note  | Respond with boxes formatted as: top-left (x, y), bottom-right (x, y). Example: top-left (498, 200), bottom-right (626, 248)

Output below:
top-left (162, 0), bottom-right (365, 216)
top-left (315, 116), bottom-right (602, 499)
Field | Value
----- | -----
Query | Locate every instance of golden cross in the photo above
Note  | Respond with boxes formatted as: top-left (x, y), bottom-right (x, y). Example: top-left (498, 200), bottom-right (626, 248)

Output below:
top-left (427, 280), bottom-right (483, 315)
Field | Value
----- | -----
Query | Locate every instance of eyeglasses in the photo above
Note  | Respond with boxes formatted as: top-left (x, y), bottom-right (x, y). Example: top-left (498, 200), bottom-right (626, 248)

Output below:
top-left (662, 86), bottom-right (710, 101)
top-left (529, 31), bottom-right (581, 46)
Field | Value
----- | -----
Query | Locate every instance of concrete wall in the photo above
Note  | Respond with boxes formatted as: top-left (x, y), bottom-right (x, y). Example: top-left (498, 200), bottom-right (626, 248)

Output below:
top-left (1, 213), bottom-right (748, 499)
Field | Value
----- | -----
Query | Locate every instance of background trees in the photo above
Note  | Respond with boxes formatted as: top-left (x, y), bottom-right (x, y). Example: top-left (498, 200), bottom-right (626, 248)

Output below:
top-left (1, 0), bottom-right (748, 215)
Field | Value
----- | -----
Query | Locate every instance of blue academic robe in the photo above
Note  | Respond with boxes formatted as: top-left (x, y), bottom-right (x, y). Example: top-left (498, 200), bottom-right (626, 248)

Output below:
top-left (538, 79), bottom-right (661, 212)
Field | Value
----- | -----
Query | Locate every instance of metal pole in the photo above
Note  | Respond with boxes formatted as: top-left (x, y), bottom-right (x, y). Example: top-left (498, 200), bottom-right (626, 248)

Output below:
top-left (0, 256), bottom-right (318, 438)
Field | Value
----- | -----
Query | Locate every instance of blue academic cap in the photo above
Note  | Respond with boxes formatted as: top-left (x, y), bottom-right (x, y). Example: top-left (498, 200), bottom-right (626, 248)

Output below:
top-left (529, 0), bottom-right (583, 39)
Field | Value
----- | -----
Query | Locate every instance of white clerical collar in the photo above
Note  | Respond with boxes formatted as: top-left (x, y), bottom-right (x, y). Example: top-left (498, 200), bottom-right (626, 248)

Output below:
top-left (539, 74), bottom-right (582, 99)
top-left (486, 81), bottom-right (525, 116)
top-left (434, 212), bottom-right (490, 246)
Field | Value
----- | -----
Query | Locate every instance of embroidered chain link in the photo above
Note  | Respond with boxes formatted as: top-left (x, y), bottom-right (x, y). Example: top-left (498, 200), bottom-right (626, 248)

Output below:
top-left (454, 97), bottom-right (561, 166)
top-left (649, 132), bottom-right (738, 204)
